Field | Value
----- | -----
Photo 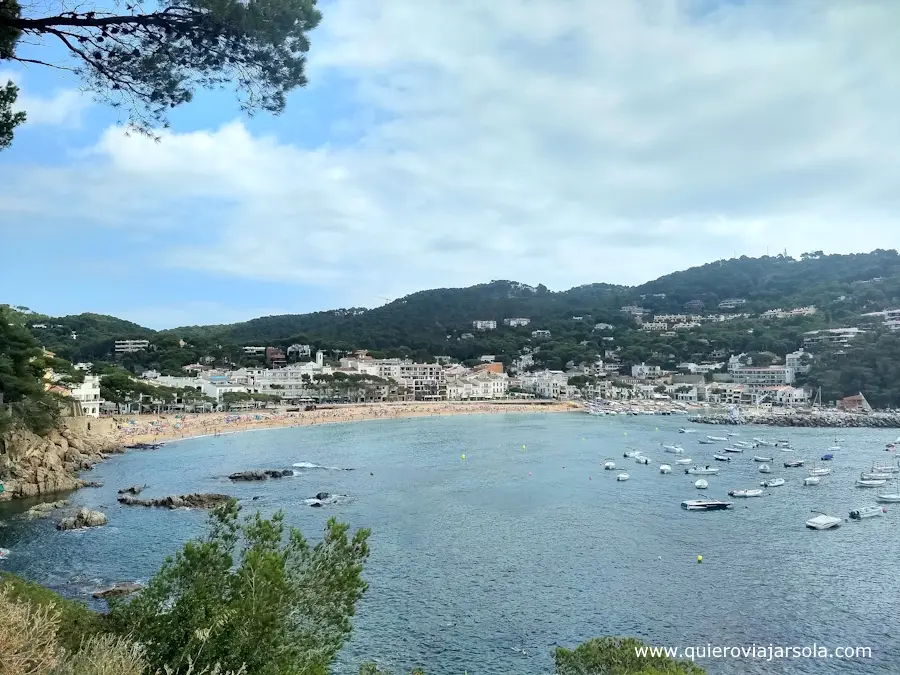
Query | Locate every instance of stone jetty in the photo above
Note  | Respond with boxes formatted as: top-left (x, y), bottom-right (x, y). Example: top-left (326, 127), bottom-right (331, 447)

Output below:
top-left (689, 412), bottom-right (900, 429)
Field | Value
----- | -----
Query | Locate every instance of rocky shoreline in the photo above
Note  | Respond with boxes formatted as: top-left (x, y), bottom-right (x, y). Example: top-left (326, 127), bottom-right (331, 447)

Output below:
top-left (689, 412), bottom-right (900, 429)
top-left (0, 422), bottom-right (123, 501)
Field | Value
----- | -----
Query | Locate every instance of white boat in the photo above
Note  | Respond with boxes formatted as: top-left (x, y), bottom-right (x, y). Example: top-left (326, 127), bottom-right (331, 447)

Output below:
top-left (827, 446), bottom-right (841, 452)
top-left (876, 492), bottom-right (900, 503)
top-left (806, 513), bottom-right (842, 530)
top-left (784, 460), bottom-right (804, 468)
top-left (860, 472), bottom-right (891, 480)
top-left (698, 439), bottom-right (715, 445)
top-left (713, 454), bottom-right (731, 462)
top-left (623, 450), bottom-right (642, 458)
top-left (603, 460), bottom-right (616, 470)
top-left (753, 455), bottom-right (773, 462)
top-left (635, 455), bottom-right (650, 465)
top-left (707, 436), bottom-right (728, 442)
top-left (678, 428), bottom-right (696, 434)
top-left (781, 447), bottom-right (794, 452)
top-left (753, 438), bottom-right (776, 447)
top-left (728, 488), bottom-right (763, 498)
top-left (760, 477), bottom-right (785, 488)
top-left (872, 464), bottom-right (900, 473)
top-left (662, 444), bottom-right (684, 454)
top-left (726, 432), bottom-right (739, 437)
top-left (758, 464), bottom-right (772, 474)
top-left (694, 479), bottom-right (709, 489)
top-left (733, 441), bottom-right (751, 448)
top-left (616, 472), bottom-right (630, 482)
top-left (675, 458), bottom-right (692, 465)
top-left (723, 446), bottom-right (744, 453)
top-left (686, 467), bottom-right (719, 475)
top-left (808, 468), bottom-right (831, 477)
top-left (804, 476), bottom-right (821, 486)
top-left (681, 498), bottom-right (733, 510)
top-left (849, 505), bottom-right (884, 520)
top-left (856, 478), bottom-right (887, 488)
top-left (659, 464), bottom-right (672, 474)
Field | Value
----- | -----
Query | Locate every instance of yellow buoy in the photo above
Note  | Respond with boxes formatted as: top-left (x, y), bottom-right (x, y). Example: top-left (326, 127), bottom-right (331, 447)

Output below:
top-left (461, 454), bottom-right (466, 460)
top-left (697, 555), bottom-right (703, 564)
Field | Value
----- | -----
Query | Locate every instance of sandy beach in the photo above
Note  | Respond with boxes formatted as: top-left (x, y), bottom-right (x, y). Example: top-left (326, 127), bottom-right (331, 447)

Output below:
top-left (106, 401), bottom-right (577, 446)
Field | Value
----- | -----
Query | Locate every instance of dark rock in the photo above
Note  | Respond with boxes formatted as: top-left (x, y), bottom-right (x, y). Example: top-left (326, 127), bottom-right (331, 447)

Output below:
top-left (315, 492), bottom-right (330, 500)
top-left (117, 484), bottom-right (146, 495)
top-left (117, 493), bottom-right (231, 509)
top-left (229, 471), bottom-right (268, 481)
top-left (310, 502), bottom-right (323, 508)
top-left (57, 508), bottom-right (108, 530)
top-left (92, 582), bottom-right (142, 599)
top-left (263, 469), bottom-right (293, 478)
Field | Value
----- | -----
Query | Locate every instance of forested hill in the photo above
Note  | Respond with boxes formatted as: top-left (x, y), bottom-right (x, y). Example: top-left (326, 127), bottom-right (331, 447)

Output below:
top-left (8, 250), bottom-right (900, 361)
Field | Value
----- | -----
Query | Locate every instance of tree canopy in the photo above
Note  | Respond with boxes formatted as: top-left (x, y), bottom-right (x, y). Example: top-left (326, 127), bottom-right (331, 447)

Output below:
top-left (0, 0), bottom-right (321, 147)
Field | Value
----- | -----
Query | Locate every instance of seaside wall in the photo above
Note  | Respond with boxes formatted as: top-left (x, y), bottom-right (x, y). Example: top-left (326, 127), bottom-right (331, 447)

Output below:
top-left (0, 420), bottom-right (121, 501)
top-left (690, 413), bottom-right (900, 428)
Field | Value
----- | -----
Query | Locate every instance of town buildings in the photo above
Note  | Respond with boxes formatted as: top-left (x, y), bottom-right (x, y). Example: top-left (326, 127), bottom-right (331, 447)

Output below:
top-left (503, 318), bottom-right (530, 327)
top-left (472, 320), bottom-right (497, 331)
top-left (114, 339), bottom-right (150, 354)
top-left (68, 375), bottom-right (102, 417)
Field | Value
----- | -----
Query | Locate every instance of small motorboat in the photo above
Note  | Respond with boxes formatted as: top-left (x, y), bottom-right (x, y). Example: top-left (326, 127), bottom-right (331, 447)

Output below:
top-left (821, 453), bottom-right (834, 461)
top-left (662, 444), bottom-right (684, 454)
top-left (681, 499), bottom-right (733, 511)
top-left (760, 477), bottom-right (785, 488)
top-left (872, 464), bottom-right (900, 473)
top-left (808, 467), bottom-right (831, 477)
top-left (804, 476), bottom-right (821, 486)
top-left (806, 513), bottom-right (842, 530)
top-left (616, 472), bottom-right (630, 482)
top-left (861, 471), bottom-right (891, 480)
top-left (623, 450), bottom-right (642, 458)
top-left (827, 446), bottom-right (841, 452)
top-left (675, 458), bottom-right (692, 465)
top-left (726, 432), bottom-right (740, 437)
top-left (678, 428), bottom-right (696, 434)
top-left (659, 464), bottom-right (672, 474)
top-left (753, 438), bottom-right (776, 447)
top-left (698, 439), bottom-right (715, 445)
top-left (728, 489), bottom-right (763, 498)
top-left (876, 492), bottom-right (900, 503)
top-left (733, 441), bottom-right (751, 448)
top-left (758, 464), bottom-right (772, 474)
top-left (603, 460), bottom-right (616, 470)
top-left (707, 436), bottom-right (728, 442)
top-left (723, 446), bottom-right (743, 453)
top-left (713, 454), bottom-right (731, 462)
top-left (784, 460), bottom-right (804, 468)
top-left (635, 455), bottom-right (651, 465)
top-left (694, 479), bottom-right (709, 489)
top-left (849, 505), bottom-right (885, 520)
top-left (754, 456), bottom-right (773, 462)
top-left (686, 467), bottom-right (719, 475)
top-left (856, 478), bottom-right (887, 488)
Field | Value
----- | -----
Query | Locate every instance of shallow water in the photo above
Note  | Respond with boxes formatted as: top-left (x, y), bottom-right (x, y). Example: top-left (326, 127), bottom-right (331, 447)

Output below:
top-left (1, 414), bottom-right (897, 674)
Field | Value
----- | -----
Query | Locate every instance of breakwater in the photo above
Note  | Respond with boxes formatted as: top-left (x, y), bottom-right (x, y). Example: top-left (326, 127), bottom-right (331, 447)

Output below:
top-left (689, 412), bottom-right (900, 428)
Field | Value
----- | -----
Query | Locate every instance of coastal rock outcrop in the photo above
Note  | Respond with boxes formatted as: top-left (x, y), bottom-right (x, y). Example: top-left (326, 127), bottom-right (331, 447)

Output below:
top-left (92, 582), bottom-right (142, 599)
top-left (304, 492), bottom-right (348, 507)
top-left (117, 492), bottom-right (231, 509)
top-left (118, 484), bottom-right (147, 495)
top-left (228, 469), bottom-right (293, 481)
top-left (0, 422), bottom-right (122, 501)
top-left (20, 500), bottom-right (69, 520)
top-left (57, 508), bottom-right (108, 530)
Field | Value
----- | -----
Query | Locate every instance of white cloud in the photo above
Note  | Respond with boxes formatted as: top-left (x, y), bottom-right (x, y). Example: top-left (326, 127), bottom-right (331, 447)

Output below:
top-left (3, 0), bottom-right (900, 305)
top-left (0, 70), bottom-right (91, 128)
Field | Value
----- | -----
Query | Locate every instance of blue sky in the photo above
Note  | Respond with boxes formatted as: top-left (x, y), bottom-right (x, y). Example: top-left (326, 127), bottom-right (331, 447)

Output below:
top-left (2, 0), bottom-right (899, 328)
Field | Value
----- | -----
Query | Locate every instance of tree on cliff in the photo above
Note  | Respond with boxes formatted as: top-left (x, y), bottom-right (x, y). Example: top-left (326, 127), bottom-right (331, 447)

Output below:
top-left (108, 500), bottom-right (371, 675)
top-left (0, 0), bottom-right (321, 147)
top-left (0, 307), bottom-right (64, 434)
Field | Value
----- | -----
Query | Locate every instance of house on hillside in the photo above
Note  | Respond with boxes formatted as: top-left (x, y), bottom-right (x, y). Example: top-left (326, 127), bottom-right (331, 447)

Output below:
top-left (836, 393), bottom-right (873, 413)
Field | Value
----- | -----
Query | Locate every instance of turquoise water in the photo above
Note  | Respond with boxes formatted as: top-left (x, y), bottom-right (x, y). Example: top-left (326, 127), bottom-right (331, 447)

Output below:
top-left (1, 413), bottom-right (898, 674)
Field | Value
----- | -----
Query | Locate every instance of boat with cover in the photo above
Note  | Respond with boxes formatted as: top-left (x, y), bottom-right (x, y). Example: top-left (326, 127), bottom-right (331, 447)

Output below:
top-left (754, 455), bottom-right (773, 462)
top-left (675, 458), bottom-right (692, 465)
top-left (758, 464), bottom-right (771, 474)
top-left (681, 499), bottom-right (733, 511)
top-left (662, 444), bottom-right (685, 454)
top-left (603, 459), bottom-right (616, 470)
top-left (821, 454), bottom-right (834, 461)
top-left (616, 472), bottom-right (630, 482)
top-left (806, 513), bottom-right (842, 530)
top-left (695, 479), bottom-right (708, 489)
top-left (707, 436), bottom-right (728, 442)
top-left (686, 466), bottom-right (719, 475)
top-left (635, 455), bottom-right (651, 465)
top-left (713, 454), bottom-right (731, 462)
top-left (728, 489), bottom-right (763, 498)
top-left (860, 471), bottom-right (892, 480)
top-left (659, 464), bottom-right (672, 474)
top-left (856, 478), bottom-right (887, 488)
top-left (804, 476), bottom-right (821, 486)
top-left (849, 506), bottom-right (885, 520)
top-left (623, 450), bottom-right (642, 458)
top-left (760, 477), bottom-right (785, 488)
top-left (784, 460), bottom-right (804, 468)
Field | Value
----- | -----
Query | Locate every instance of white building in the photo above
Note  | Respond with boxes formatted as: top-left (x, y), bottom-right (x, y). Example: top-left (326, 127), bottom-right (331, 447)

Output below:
top-left (287, 344), bottom-right (312, 358)
top-left (731, 365), bottom-right (795, 389)
top-left (242, 346), bottom-right (267, 354)
top-left (785, 349), bottom-right (812, 374)
top-left (446, 372), bottom-right (509, 400)
top-left (593, 323), bottom-right (614, 332)
top-left (517, 370), bottom-right (569, 399)
top-left (718, 298), bottom-right (746, 309)
top-left (621, 305), bottom-right (648, 317)
top-left (631, 363), bottom-right (662, 380)
top-left (641, 322), bottom-right (668, 332)
top-left (504, 318), bottom-right (531, 327)
top-left (114, 339), bottom-right (150, 354)
top-left (803, 327), bottom-right (865, 347)
top-left (531, 329), bottom-right (551, 339)
top-left (472, 320), bottom-right (497, 331)
top-left (479, 355), bottom-right (496, 362)
top-left (68, 375), bottom-right (102, 417)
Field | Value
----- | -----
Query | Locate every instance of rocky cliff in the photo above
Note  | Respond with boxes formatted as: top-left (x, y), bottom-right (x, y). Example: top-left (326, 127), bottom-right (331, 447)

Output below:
top-left (0, 422), bottom-right (122, 500)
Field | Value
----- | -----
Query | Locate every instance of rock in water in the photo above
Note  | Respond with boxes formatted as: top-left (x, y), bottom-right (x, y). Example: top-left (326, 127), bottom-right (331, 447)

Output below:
top-left (117, 493), bottom-right (231, 509)
top-left (117, 484), bottom-right (146, 495)
top-left (57, 508), bottom-right (108, 530)
top-left (20, 500), bottom-right (68, 520)
top-left (229, 471), bottom-right (268, 481)
top-left (315, 492), bottom-right (330, 500)
top-left (92, 582), bottom-right (142, 599)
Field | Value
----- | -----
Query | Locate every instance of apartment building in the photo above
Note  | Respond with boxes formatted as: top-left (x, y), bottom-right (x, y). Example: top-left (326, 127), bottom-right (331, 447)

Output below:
top-left (517, 370), bottom-right (569, 399)
top-left (531, 329), bottom-right (551, 339)
top-left (114, 339), bottom-right (150, 354)
top-left (446, 372), bottom-right (509, 400)
top-left (504, 318), bottom-right (530, 327)
top-left (68, 375), bottom-right (102, 417)
top-left (731, 365), bottom-right (795, 389)
top-left (803, 327), bottom-right (865, 347)
top-left (631, 363), bottom-right (662, 380)
top-left (640, 321), bottom-right (668, 332)
top-left (472, 320), bottom-right (497, 331)
top-left (718, 298), bottom-right (746, 309)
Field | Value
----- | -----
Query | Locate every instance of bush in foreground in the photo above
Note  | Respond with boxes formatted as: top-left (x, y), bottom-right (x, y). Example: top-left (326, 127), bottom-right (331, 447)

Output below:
top-left (108, 499), bottom-right (371, 675)
top-left (555, 637), bottom-right (706, 675)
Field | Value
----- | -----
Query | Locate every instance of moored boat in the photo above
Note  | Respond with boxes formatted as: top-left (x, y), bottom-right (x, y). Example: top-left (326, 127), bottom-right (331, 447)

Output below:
top-left (808, 467), bottom-right (831, 477)
top-left (681, 499), bottom-right (733, 511)
top-left (806, 513), bottom-right (842, 530)
top-left (804, 476), bottom-right (821, 486)
top-left (760, 477), bottom-right (785, 488)
top-left (758, 464), bottom-right (771, 474)
top-left (856, 478), bottom-right (887, 488)
top-left (603, 459), bottom-right (616, 470)
top-left (784, 460), bottom-right (804, 468)
top-left (635, 455), bottom-right (651, 465)
top-left (660, 464), bottom-right (672, 474)
top-left (849, 505), bottom-right (885, 520)
top-left (686, 466), bottom-right (719, 475)
top-left (695, 479), bottom-right (709, 489)
top-left (616, 472), bottom-right (630, 482)
top-left (723, 446), bottom-right (743, 453)
top-left (754, 455), bottom-right (773, 462)
top-left (728, 488), bottom-right (763, 498)
top-left (675, 457), bottom-right (692, 465)
top-left (821, 453), bottom-right (834, 461)
top-left (860, 471), bottom-right (891, 481)
top-left (713, 454), bottom-right (731, 462)
top-left (707, 436), bottom-right (728, 442)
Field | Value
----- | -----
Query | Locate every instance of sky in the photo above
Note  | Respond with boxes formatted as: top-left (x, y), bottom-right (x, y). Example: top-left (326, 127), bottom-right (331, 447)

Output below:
top-left (1, 0), bottom-right (899, 328)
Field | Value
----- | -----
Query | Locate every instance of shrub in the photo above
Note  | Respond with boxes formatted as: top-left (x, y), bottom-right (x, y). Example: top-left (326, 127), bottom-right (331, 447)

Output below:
top-left (555, 637), bottom-right (706, 675)
top-left (109, 500), bottom-right (371, 675)
top-left (0, 586), bottom-right (60, 675)
top-left (52, 634), bottom-right (145, 675)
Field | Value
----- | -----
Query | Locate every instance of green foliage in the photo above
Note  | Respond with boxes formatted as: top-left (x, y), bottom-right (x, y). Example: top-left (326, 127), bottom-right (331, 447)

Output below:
top-left (108, 500), bottom-right (370, 675)
top-left (0, 0), bottom-right (321, 143)
top-left (0, 572), bottom-right (106, 653)
top-left (357, 664), bottom-right (425, 675)
top-left (805, 331), bottom-right (900, 407)
top-left (555, 637), bottom-right (705, 675)
top-left (0, 78), bottom-right (25, 150)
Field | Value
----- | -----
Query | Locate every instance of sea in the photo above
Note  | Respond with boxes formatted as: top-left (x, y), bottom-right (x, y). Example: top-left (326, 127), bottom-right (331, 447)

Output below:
top-left (0, 413), bottom-right (898, 674)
